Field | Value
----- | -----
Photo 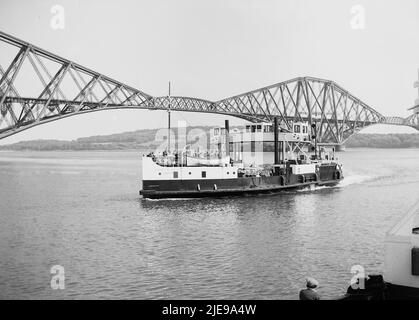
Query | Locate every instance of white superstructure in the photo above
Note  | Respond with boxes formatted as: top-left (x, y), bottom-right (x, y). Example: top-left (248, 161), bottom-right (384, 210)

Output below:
top-left (384, 202), bottom-right (419, 288)
top-left (210, 121), bottom-right (314, 166)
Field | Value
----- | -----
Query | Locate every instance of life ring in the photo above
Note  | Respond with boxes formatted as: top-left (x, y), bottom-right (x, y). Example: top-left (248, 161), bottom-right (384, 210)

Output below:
top-left (334, 171), bottom-right (340, 180)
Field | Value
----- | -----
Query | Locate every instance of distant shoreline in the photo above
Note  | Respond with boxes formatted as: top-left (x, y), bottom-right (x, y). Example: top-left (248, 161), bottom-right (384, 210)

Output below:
top-left (0, 146), bottom-right (418, 152)
top-left (0, 149), bottom-right (144, 152)
top-left (0, 129), bottom-right (418, 151)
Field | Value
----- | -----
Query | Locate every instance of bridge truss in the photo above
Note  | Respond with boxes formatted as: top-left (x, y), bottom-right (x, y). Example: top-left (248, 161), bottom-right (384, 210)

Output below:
top-left (0, 31), bottom-right (417, 143)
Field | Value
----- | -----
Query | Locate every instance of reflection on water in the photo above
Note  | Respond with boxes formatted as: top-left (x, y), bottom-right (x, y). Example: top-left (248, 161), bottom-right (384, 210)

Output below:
top-left (0, 149), bottom-right (418, 299)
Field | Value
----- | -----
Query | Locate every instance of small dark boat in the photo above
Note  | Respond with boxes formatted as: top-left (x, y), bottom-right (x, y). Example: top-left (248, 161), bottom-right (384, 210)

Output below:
top-left (339, 203), bottom-right (419, 300)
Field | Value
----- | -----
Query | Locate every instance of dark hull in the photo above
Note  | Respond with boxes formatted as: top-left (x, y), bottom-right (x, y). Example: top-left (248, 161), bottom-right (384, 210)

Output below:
top-left (140, 167), bottom-right (343, 199)
top-left (386, 283), bottom-right (419, 300)
top-left (339, 282), bottom-right (419, 300)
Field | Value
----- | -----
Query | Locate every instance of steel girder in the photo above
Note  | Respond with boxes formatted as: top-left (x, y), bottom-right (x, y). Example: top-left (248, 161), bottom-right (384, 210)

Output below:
top-left (152, 96), bottom-right (263, 123)
top-left (213, 77), bottom-right (389, 144)
top-left (384, 116), bottom-right (417, 127)
top-left (0, 30), bottom-right (417, 143)
top-left (383, 100), bottom-right (419, 130)
top-left (0, 31), bottom-right (152, 139)
top-left (404, 113), bottom-right (419, 128)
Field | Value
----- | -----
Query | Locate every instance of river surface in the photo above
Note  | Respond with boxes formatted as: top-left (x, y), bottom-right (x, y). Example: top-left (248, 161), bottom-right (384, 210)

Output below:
top-left (0, 148), bottom-right (418, 299)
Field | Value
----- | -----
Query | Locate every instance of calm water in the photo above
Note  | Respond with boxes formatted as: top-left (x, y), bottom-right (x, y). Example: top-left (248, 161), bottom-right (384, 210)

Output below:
top-left (0, 148), bottom-right (418, 300)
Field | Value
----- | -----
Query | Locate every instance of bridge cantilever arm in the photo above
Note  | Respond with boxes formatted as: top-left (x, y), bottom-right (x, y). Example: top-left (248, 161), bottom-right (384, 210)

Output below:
top-left (0, 31), bottom-right (152, 100)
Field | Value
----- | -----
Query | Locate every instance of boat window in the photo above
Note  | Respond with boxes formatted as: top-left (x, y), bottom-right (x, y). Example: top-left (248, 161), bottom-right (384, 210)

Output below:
top-left (189, 172), bottom-right (191, 175)
top-left (201, 171), bottom-right (206, 178)
top-left (214, 128), bottom-right (219, 136)
top-left (246, 125), bottom-right (251, 132)
top-left (294, 125), bottom-right (301, 133)
top-left (158, 172), bottom-right (161, 175)
top-left (256, 125), bottom-right (262, 132)
top-left (173, 171), bottom-right (178, 178)
top-left (264, 125), bottom-right (272, 133)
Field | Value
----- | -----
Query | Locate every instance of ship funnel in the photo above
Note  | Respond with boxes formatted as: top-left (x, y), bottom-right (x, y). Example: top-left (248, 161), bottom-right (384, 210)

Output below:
top-left (274, 117), bottom-right (279, 165)
top-left (225, 120), bottom-right (230, 158)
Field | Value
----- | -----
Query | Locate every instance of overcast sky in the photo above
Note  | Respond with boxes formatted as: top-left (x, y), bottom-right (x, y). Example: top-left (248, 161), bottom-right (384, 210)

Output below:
top-left (0, 0), bottom-right (418, 144)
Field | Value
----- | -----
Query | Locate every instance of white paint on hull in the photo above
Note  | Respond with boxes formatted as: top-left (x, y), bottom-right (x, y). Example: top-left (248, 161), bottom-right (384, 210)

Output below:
top-left (141, 156), bottom-right (238, 181)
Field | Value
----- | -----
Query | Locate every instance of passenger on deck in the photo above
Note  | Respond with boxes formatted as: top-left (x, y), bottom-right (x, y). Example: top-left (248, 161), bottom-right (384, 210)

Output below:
top-left (299, 277), bottom-right (320, 300)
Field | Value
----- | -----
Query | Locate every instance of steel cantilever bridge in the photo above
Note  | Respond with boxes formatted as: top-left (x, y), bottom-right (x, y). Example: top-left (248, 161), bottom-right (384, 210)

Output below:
top-left (0, 31), bottom-right (418, 145)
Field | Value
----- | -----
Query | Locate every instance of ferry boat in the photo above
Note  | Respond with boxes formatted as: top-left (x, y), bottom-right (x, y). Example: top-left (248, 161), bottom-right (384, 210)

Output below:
top-left (139, 117), bottom-right (344, 199)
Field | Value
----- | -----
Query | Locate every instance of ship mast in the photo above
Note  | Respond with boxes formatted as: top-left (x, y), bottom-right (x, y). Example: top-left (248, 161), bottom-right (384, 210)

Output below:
top-left (168, 81), bottom-right (171, 153)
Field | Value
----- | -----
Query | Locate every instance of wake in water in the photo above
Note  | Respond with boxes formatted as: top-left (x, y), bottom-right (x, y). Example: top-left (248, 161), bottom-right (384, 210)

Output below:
top-left (337, 174), bottom-right (378, 188)
top-left (296, 185), bottom-right (334, 193)
top-left (296, 173), bottom-right (380, 193)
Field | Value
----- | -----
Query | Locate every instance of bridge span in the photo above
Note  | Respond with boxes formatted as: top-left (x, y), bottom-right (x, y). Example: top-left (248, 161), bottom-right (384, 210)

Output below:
top-left (0, 31), bottom-right (418, 144)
